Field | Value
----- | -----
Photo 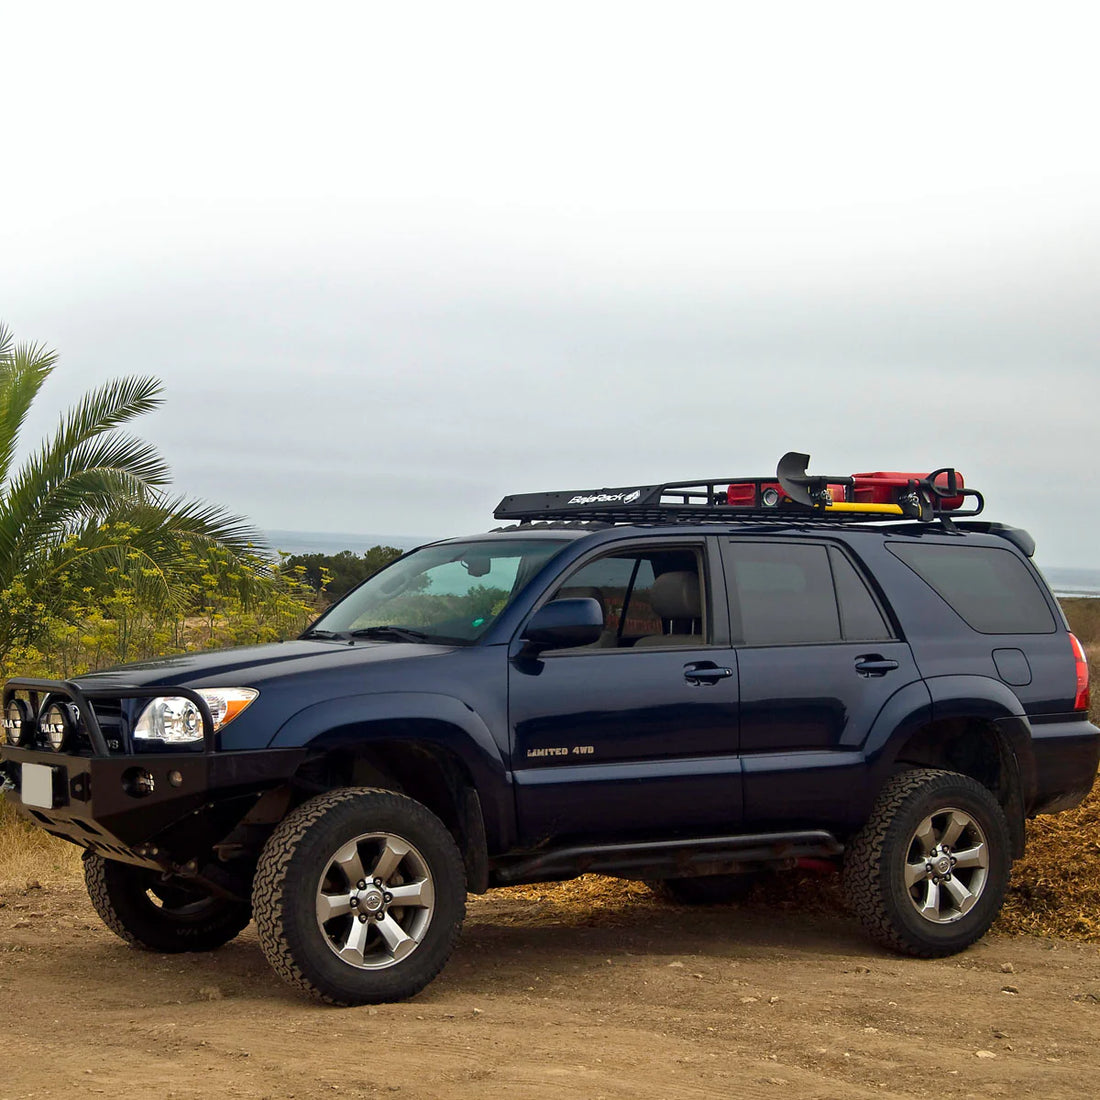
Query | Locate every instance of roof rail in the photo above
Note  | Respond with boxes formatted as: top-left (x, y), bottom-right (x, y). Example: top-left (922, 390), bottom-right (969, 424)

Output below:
top-left (494, 452), bottom-right (984, 525)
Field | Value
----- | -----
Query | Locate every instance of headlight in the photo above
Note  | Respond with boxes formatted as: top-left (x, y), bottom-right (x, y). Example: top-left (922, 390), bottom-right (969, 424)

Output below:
top-left (133, 688), bottom-right (258, 744)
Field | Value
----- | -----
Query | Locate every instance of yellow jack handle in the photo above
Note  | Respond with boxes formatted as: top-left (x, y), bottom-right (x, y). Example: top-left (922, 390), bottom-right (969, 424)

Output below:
top-left (824, 502), bottom-right (905, 515)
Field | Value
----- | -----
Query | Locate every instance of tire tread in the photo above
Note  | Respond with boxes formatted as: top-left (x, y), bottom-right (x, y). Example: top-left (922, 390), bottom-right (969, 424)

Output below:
top-left (844, 768), bottom-right (1009, 958)
top-left (253, 787), bottom-right (465, 1005)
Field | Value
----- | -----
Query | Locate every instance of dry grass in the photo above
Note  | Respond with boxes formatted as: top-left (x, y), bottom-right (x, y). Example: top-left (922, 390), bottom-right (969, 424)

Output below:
top-left (998, 775), bottom-right (1100, 940)
top-left (0, 797), bottom-right (82, 887)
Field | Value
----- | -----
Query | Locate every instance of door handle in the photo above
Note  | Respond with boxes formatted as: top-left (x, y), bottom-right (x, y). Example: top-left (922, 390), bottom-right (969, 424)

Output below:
top-left (855, 655), bottom-right (899, 677)
top-left (683, 663), bottom-right (733, 685)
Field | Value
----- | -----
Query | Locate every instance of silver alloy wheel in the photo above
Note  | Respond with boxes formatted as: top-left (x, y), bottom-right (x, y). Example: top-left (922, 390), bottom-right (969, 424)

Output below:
top-left (903, 806), bottom-right (989, 924)
top-left (314, 831), bottom-right (435, 969)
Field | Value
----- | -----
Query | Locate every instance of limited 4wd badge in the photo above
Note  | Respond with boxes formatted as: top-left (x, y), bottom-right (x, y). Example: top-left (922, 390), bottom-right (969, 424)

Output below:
top-left (527, 745), bottom-right (595, 758)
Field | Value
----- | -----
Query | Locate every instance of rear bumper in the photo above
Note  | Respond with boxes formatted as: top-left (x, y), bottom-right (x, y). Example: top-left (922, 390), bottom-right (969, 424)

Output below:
top-left (1026, 716), bottom-right (1100, 816)
top-left (0, 745), bottom-right (305, 864)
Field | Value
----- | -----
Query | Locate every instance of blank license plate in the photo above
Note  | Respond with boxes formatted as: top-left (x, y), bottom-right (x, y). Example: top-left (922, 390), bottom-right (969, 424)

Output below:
top-left (21, 763), bottom-right (55, 809)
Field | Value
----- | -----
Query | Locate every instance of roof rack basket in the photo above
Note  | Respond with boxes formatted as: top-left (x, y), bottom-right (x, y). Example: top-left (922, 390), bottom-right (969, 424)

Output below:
top-left (494, 452), bottom-right (984, 526)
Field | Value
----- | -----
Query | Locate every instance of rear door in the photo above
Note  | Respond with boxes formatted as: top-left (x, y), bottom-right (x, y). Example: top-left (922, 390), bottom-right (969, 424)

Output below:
top-left (722, 538), bottom-right (922, 829)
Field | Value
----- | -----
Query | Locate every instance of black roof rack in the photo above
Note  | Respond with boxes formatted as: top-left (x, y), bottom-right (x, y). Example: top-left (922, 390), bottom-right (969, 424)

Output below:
top-left (494, 452), bottom-right (984, 526)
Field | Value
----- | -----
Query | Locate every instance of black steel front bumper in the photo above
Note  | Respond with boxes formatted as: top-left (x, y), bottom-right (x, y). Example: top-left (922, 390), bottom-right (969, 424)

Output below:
top-left (1, 677), bottom-right (304, 868)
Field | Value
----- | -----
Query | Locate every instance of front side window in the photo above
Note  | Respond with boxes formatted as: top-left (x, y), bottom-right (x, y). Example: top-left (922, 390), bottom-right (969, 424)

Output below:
top-left (550, 545), bottom-right (708, 648)
top-left (311, 538), bottom-right (568, 644)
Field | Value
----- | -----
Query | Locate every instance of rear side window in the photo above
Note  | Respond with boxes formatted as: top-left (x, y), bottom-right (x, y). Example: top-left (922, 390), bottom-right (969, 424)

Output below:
top-left (829, 548), bottom-right (893, 641)
top-left (887, 542), bottom-right (1056, 634)
top-left (725, 542), bottom-right (841, 645)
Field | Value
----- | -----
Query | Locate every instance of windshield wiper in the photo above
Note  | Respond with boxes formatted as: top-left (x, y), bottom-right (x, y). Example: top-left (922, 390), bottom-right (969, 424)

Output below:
top-left (301, 628), bottom-right (344, 640)
top-left (348, 625), bottom-right (430, 643)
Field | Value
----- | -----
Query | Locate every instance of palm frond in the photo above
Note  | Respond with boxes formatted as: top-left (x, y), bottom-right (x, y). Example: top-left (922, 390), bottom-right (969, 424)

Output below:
top-left (0, 432), bottom-right (171, 586)
top-left (0, 335), bottom-right (58, 491)
top-left (0, 324), bottom-right (276, 661)
top-left (144, 493), bottom-right (267, 556)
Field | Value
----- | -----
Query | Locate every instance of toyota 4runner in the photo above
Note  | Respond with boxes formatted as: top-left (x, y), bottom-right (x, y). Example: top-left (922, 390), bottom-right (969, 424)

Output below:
top-left (2, 453), bottom-right (1096, 1005)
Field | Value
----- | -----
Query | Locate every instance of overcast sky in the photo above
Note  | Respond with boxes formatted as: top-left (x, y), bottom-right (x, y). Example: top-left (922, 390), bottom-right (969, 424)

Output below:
top-left (2, 3), bottom-right (1098, 568)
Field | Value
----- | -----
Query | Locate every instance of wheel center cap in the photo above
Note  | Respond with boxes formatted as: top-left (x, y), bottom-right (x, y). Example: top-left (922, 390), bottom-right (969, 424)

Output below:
top-left (359, 886), bottom-right (385, 913)
top-left (935, 855), bottom-right (951, 876)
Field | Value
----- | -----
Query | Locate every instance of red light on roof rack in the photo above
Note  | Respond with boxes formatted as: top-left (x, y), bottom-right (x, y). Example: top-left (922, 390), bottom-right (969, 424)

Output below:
top-left (726, 481), bottom-right (783, 508)
top-left (850, 471), bottom-right (967, 511)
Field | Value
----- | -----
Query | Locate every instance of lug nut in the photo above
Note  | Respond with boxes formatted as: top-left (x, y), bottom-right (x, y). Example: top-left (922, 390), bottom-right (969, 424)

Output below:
top-left (357, 880), bottom-right (366, 890)
top-left (358, 914), bottom-right (367, 923)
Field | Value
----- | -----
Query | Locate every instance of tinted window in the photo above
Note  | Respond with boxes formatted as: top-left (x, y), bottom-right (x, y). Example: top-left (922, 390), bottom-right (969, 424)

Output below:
top-left (887, 542), bottom-right (1055, 634)
top-left (553, 547), bottom-right (707, 646)
top-left (829, 548), bottom-right (893, 641)
top-left (316, 538), bottom-right (567, 642)
top-left (726, 542), bottom-right (841, 645)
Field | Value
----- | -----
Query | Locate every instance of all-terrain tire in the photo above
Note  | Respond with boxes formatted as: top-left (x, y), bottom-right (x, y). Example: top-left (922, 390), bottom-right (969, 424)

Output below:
top-left (844, 768), bottom-right (1011, 958)
top-left (84, 853), bottom-right (252, 953)
top-left (253, 787), bottom-right (466, 1005)
top-left (656, 872), bottom-right (760, 905)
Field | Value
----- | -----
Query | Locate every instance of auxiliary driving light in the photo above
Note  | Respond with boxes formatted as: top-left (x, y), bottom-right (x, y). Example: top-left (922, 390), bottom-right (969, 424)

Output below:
top-left (3, 698), bottom-right (32, 746)
top-left (39, 701), bottom-right (76, 752)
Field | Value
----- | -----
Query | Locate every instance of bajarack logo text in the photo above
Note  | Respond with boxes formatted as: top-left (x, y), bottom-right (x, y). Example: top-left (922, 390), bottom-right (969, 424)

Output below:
top-left (567, 489), bottom-right (642, 507)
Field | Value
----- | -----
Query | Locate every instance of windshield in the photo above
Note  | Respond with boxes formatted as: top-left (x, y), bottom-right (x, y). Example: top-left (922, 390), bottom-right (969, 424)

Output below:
top-left (307, 538), bottom-right (569, 644)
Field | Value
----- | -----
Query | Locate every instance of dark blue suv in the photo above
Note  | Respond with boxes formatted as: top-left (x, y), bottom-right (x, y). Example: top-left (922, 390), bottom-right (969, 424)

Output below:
top-left (2, 455), bottom-right (1096, 1005)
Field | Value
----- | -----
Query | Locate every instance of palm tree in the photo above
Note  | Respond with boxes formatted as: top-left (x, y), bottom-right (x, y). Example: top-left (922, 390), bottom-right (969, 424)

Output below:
top-left (0, 322), bottom-right (265, 660)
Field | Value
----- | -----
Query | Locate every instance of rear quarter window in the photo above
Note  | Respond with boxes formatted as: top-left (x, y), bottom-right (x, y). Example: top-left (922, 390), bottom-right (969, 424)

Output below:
top-left (887, 542), bottom-right (1056, 634)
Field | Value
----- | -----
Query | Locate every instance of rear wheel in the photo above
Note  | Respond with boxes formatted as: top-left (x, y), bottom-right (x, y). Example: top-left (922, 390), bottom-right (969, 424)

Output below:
top-left (844, 768), bottom-right (1011, 957)
top-left (84, 854), bottom-right (251, 953)
top-left (253, 788), bottom-right (466, 1005)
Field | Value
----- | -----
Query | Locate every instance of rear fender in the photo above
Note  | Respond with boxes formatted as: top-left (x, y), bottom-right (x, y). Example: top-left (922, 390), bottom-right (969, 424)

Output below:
top-left (926, 675), bottom-right (1037, 811)
top-left (868, 676), bottom-right (1034, 856)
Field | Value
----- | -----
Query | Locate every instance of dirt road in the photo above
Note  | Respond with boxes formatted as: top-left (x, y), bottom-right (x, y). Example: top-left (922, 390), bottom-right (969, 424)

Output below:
top-left (2, 878), bottom-right (1099, 1100)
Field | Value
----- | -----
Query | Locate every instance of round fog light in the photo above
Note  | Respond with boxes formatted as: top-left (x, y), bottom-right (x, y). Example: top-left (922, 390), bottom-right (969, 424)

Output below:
top-left (167, 770), bottom-right (183, 787)
top-left (40, 702), bottom-right (75, 752)
top-left (4, 698), bottom-right (32, 746)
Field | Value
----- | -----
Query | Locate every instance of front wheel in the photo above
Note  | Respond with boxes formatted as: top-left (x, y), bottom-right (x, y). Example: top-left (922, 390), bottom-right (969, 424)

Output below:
top-left (84, 854), bottom-right (252, 953)
top-left (844, 768), bottom-right (1011, 957)
top-left (253, 788), bottom-right (466, 1005)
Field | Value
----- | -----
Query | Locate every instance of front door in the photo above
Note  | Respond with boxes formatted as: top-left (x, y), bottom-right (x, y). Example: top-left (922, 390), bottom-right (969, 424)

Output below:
top-left (508, 539), bottom-right (742, 846)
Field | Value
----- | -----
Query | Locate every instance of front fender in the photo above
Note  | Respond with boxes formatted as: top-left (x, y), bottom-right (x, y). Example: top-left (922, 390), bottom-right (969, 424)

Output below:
top-left (268, 691), bottom-right (513, 849)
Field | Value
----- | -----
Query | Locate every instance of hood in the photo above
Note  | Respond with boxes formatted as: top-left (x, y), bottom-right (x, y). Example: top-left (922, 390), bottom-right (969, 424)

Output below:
top-left (74, 638), bottom-right (456, 691)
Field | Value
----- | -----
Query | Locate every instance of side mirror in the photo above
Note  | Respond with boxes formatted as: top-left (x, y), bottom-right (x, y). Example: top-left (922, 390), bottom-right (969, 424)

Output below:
top-left (521, 598), bottom-right (604, 653)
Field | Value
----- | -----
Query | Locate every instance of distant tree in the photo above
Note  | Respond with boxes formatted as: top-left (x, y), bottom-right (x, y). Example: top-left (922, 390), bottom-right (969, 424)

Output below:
top-left (282, 545), bottom-right (404, 599)
top-left (0, 322), bottom-right (264, 660)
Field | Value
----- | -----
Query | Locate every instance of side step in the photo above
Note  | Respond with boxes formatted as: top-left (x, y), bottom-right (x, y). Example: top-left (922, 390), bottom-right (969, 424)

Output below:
top-left (491, 830), bottom-right (844, 886)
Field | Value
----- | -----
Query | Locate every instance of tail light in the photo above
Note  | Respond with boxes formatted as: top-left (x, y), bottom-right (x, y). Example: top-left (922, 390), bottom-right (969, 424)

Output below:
top-left (1069, 633), bottom-right (1090, 712)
